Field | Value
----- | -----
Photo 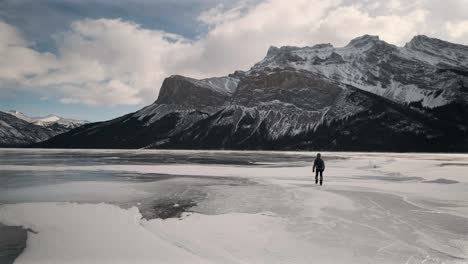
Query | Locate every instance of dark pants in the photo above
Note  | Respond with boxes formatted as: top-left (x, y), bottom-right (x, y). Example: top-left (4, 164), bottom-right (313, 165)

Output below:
top-left (315, 170), bottom-right (323, 185)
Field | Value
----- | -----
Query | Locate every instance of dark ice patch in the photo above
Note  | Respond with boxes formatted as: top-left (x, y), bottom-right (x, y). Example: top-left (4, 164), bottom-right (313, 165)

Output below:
top-left (439, 163), bottom-right (468, 167)
top-left (354, 175), bottom-right (424, 182)
top-left (423, 178), bottom-right (459, 184)
top-left (140, 199), bottom-right (197, 219)
top-left (0, 224), bottom-right (27, 264)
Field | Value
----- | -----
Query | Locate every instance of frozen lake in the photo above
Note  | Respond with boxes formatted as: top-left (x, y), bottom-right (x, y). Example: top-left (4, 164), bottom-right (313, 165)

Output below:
top-left (0, 149), bottom-right (467, 264)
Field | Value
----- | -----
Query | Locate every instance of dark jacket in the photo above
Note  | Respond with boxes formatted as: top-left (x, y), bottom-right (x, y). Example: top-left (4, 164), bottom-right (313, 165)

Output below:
top-left (313, 158), bottom-right (325, 171)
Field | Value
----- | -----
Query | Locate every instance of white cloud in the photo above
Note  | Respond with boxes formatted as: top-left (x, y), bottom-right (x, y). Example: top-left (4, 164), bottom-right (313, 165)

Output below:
top-left (316, 6), bottom-right (427, 45)
top-left (446, 20), bottom-right (468, 39)
top-left (0, 19), bottom-right (192, 105)
top-left (197, 3), bottom-right (246, 26)
top-left (188, 0), bottom-right (342, 75)
top-left (58, 80), bottom-right (142, 106)
top-left (1, 0), bottom-right (468, 106)
top-left (0, 21), bottom-right (58, 80)
top-left (32, 19), bottom-right (193, 105)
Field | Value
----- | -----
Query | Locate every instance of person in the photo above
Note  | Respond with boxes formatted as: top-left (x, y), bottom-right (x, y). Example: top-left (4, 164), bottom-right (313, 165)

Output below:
top-left (312, 153), bottom-right (325, 186)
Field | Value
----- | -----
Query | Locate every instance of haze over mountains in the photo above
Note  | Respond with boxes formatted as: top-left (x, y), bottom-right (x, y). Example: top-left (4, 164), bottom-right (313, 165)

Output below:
top-left (24, 35), bottom-right (468, 151)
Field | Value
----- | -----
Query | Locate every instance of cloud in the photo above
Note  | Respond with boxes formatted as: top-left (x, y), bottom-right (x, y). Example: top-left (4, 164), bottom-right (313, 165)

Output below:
top-left (446, 20), bottom-right (468, 39)
top-left (197, 3), bottom-right (248, 26)
top-left (38, 19), bottom-right (193, 105)
top-left (0, 19), bottom-right (192, 105)
top-left (1, 0), bottom-right (468, 106)
top-left (58, 80), bottom-right (143, 106)
top-left (0, 21), bottom-right (57, 80)
top-left (316, 5), bottom-right (427, 45)
top-left (188, 0), bottom-right (342, 75)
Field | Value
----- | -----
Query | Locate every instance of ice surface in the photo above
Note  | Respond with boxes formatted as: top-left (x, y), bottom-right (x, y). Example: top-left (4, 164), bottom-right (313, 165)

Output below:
top-left (0, 203), bottom-right (206, 264)
top-left (0, 181), bottom-right (152, 203)
top-left (0, 150), bottom-right (467, 263)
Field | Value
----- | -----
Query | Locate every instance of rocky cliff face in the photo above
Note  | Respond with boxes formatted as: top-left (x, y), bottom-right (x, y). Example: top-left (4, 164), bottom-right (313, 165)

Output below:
top-left (35, 35), bottom-right (468, 151)
top-left (156, 75), bottom-right (239, 107)
top-left (252, 35), bottom-right (468, 108)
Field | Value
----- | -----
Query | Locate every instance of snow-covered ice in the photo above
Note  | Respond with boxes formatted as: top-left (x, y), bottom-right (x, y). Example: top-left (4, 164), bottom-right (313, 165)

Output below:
top-left (0, 149), bottom-right (467, 263)
top-left (0, 203), bottom-right (206, 264)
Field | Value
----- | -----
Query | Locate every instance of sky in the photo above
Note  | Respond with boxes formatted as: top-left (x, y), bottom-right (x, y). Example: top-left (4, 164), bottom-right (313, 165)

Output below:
top-left (1, 0), bottom-right (468, 121)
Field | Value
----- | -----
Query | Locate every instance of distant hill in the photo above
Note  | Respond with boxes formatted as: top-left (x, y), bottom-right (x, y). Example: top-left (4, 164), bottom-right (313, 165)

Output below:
top-left (0, 111), bottom-right (88, 147)
top-left (6, 110), bottom-right (88, 134)
top-left (0, 111), bottom-right (58, 147)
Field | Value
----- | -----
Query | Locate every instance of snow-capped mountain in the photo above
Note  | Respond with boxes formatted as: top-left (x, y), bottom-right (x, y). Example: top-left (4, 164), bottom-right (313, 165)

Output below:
top-left (6, 111), bottom-right (88, 133)
top-left (0, 111), bottom-right (88, 146)
top-left (252, 35), bottom-right (468, 108)
top-left (36, 35), bottom-right (468, 151)
top-left (0, 111), bottom-right (59, 147)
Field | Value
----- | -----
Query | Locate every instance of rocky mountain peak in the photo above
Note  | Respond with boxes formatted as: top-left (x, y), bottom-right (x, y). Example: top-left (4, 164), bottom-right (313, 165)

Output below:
top-left (266, 46), bottom-right (281, 57)
top-left (346, 34), bottom-right (381, 49)
top-left (404, 35), bottom-right (468, 68)
top-left (312, 43), bottom-right (334, 49)
top-left (266, 43), bottom-right (334, 58)
top-left (155, 75), bottom-right (238, 107)
top-left (405, 35), bottom-right (468, 55)
top-left (405, 35), bottom-right (447, 49)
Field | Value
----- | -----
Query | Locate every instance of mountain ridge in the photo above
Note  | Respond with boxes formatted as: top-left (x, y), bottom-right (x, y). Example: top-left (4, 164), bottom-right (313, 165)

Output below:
top-left (0, 110), bottom-right (88, 146)
top-left (6, 110), bottom-right (88, 130)
top-left (34, 34), bottom-right (468, 151)
top-left (0, 111), bottom-right (59, 147)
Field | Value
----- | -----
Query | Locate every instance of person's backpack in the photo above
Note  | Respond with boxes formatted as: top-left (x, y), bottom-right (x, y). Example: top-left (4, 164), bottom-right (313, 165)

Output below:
top-left (315, 158), bottom-right (324, 170)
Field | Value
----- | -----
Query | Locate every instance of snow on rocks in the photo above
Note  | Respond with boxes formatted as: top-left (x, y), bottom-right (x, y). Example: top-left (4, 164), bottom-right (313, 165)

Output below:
top-left (250, 34), bottom-right (468, 108)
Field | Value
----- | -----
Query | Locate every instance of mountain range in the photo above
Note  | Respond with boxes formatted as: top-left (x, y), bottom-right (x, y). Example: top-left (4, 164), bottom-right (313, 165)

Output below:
top-left (6, 111), bottom-right (87, 132)
top-left (0, 111), bottom-right (87, 146)
top-left (34, 35), bottom-right (468, 151)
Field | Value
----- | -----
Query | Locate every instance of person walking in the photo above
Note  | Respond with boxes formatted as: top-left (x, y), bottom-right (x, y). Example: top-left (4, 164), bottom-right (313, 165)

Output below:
top-left (313, 153), bottom-right (325, 186)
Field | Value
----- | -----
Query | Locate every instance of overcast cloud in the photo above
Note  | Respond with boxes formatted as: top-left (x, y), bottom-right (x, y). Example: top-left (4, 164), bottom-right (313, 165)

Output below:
top-left (1, 0), bottom-right (468, 106)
